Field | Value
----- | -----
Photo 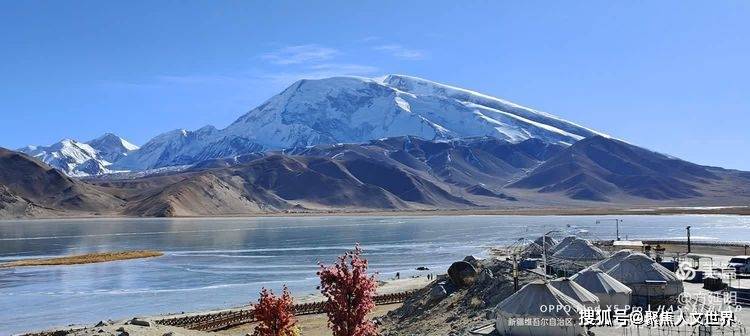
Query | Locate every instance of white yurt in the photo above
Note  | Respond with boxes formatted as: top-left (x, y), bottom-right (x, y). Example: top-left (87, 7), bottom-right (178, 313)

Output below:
top-left (495, 281), bottom-right (586, 336)
top-left (571, 267), bottom-right (632, 309)
top-left (605, 253), bottom-right (683, 304)
top-left (552, 238), bottom-right (608, 264)
top-left (522, 242), bottom-right (545, 258)
top-left (534, 236), bottom-right (558, 252)
top-left (591, 249), bottom-right (633, 272)
top-left (550, 277), bottom-right (600, 309)
top-left (550, 236), bottom-right (576, 254)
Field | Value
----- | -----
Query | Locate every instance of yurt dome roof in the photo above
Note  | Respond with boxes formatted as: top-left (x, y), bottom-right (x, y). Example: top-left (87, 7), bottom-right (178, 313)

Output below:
top-left (606, 253), bottom-right (680, 284)
top-left (552, 238), bottom-right (608, 262)
top-left (495, 281), bottom-right (585, 318)
top-left (592, 249), bottom-right (634, 272)
top-left (550, 277), bottom-right (600, 307)
top-left (570, 267), bottom-right (632, 295)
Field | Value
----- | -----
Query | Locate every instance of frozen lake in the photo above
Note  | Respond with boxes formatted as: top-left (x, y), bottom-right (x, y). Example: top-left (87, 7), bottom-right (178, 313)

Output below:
top-left (1, 215), bottom-right (749, 335)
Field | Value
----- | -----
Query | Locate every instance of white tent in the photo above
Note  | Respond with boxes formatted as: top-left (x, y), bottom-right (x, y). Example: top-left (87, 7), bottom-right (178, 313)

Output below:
top-left (571, 267), bottom-right (632, 309)
top-left (550, 277), bottom-right (600, 309)
top-left (591, 249), bottom-right (634, 272)
top-left (534, 236), bottom-right (558, 253)
top-left (606, 253), bottom-right (683, 300)
top-left (550, 236), bottom-right (576, 254)
top-left (495, 281), bottom-right (586, 336)
top-left (552, 238), bottom-right (607, 263)
top-left (522, 242), bottom-right (545, 258)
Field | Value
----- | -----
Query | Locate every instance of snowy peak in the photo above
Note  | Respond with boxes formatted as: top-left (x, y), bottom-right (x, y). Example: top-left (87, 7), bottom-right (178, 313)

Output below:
top-left (380, 74), bottom-right (601, 141)
top-left (29, 74), bottom-right (607, 172)
top-left (19, 133), bottom-right (138, 176)
top-left (19, 139), bottom-right (101, 176)
top-left (87, 133), bottom-right (139, 162)
top-left (110, 125), bottom-right (263, 170)
top-left (225, 74), bottom-right (602, 148)
top-left (89, 133), bottom-right (139, 151)
top-left (116, 74), bottom-right (607, 171)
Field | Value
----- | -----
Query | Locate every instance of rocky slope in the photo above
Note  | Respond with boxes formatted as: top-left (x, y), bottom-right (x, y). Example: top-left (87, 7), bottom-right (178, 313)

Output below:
top-left (508, 136), bottom-right (750, 202)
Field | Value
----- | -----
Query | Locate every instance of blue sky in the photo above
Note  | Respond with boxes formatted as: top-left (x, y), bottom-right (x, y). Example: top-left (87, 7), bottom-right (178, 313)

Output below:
top-left (1, 1), bottom-right (749, 169)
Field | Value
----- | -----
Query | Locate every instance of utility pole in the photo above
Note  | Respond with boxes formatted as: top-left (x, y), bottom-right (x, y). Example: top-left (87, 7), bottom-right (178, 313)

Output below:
top-left (617, 219), bottom-right (621, 241)
top-left (686, 226), bottom-right (692, 253)
top-left (512, 254), bottom-right (519, 292)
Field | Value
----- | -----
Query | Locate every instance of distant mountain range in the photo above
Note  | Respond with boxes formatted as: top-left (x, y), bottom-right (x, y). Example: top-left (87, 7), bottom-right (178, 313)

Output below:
top-left (3, 75), bottom-right (750, 218)
top-left (18, 133), bottom-right (138, 176)
top-left (21, 75), bottom-right (601, 173)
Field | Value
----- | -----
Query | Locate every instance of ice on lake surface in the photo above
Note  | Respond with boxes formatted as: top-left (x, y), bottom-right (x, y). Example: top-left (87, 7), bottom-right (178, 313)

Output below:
top-left (1, 215), bottom-right (749, 335)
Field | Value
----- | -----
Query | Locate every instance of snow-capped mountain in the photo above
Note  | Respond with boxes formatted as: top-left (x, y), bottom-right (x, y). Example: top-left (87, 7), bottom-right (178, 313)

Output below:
top-left (113, 74), bottom-right (602, 170)
top-left (112, 126), bottom-right (264, 170)
top-left (19, 134), bottom-right (138, 176)
top-left (227, 74), bottom-right (600, 147)
top-left (87, 133), bottom-right (139, 162)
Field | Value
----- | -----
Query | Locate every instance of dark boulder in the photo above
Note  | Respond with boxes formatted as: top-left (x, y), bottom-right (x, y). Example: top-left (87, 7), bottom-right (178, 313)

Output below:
top-left (448, 261), bottom-right (478, 287)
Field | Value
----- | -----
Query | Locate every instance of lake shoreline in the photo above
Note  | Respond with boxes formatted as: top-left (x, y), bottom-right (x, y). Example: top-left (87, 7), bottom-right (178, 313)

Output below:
top-left (2, 205), bottom-right (749, 222)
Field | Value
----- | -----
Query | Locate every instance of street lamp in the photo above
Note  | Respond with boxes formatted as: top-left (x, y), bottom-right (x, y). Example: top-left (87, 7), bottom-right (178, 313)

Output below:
top-left (596, 219), bottom-right (623, 241)
top-left (686, 226), bottom-right (692, 253)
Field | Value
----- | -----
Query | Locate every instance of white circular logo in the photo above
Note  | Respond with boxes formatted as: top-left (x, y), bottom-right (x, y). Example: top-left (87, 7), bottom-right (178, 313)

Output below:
top-left (675, 262), bottom-right (696, 281)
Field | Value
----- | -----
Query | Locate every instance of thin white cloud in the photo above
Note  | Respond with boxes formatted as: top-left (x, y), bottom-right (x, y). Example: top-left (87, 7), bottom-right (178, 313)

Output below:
top-left (261, 44), bottom-right (338, 65)
top-left (360, 36), bottom-right (381, 42)
top-left (373, 44), bottom-right (426, 60)
top-left (261, 63), bottom-right (379, 86)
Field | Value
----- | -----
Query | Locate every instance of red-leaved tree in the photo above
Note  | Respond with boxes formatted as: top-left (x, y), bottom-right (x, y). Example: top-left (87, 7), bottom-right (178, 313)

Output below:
top-left (318, 244), bottom-right (378, 336)
top-left (252, 286), bottom-right (300, 336)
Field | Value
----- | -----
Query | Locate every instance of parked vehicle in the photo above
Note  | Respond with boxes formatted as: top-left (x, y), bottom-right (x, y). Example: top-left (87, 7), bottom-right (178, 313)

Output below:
top-left (727, 256), bottom-right (750, 274)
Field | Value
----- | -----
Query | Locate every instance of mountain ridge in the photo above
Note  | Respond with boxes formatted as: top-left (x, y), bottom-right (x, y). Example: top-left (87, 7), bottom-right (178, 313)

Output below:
top-left (3, 133), bottom-right (750, 218)
top-left (18, 133), bottom-right (138, 176)
top-left (109, 74), bottom-right (601, 171)
top-left (5, 74), bottom-right (750, 218)
top-left (508, 136), bottom-right (738, 202)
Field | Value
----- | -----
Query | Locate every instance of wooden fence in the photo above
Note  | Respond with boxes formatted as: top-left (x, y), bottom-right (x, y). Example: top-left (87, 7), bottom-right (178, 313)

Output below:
top-left (154, 290), bottom-right (414, 332)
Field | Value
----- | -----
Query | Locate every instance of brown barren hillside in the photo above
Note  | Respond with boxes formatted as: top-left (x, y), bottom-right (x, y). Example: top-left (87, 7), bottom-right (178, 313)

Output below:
top-left (0, 147), bottom-right (124, 218)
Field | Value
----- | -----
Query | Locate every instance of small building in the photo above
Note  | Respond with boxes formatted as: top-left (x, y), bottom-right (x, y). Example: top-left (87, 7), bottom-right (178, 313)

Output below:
top-left (613, 240), bottom-right (643, 249)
